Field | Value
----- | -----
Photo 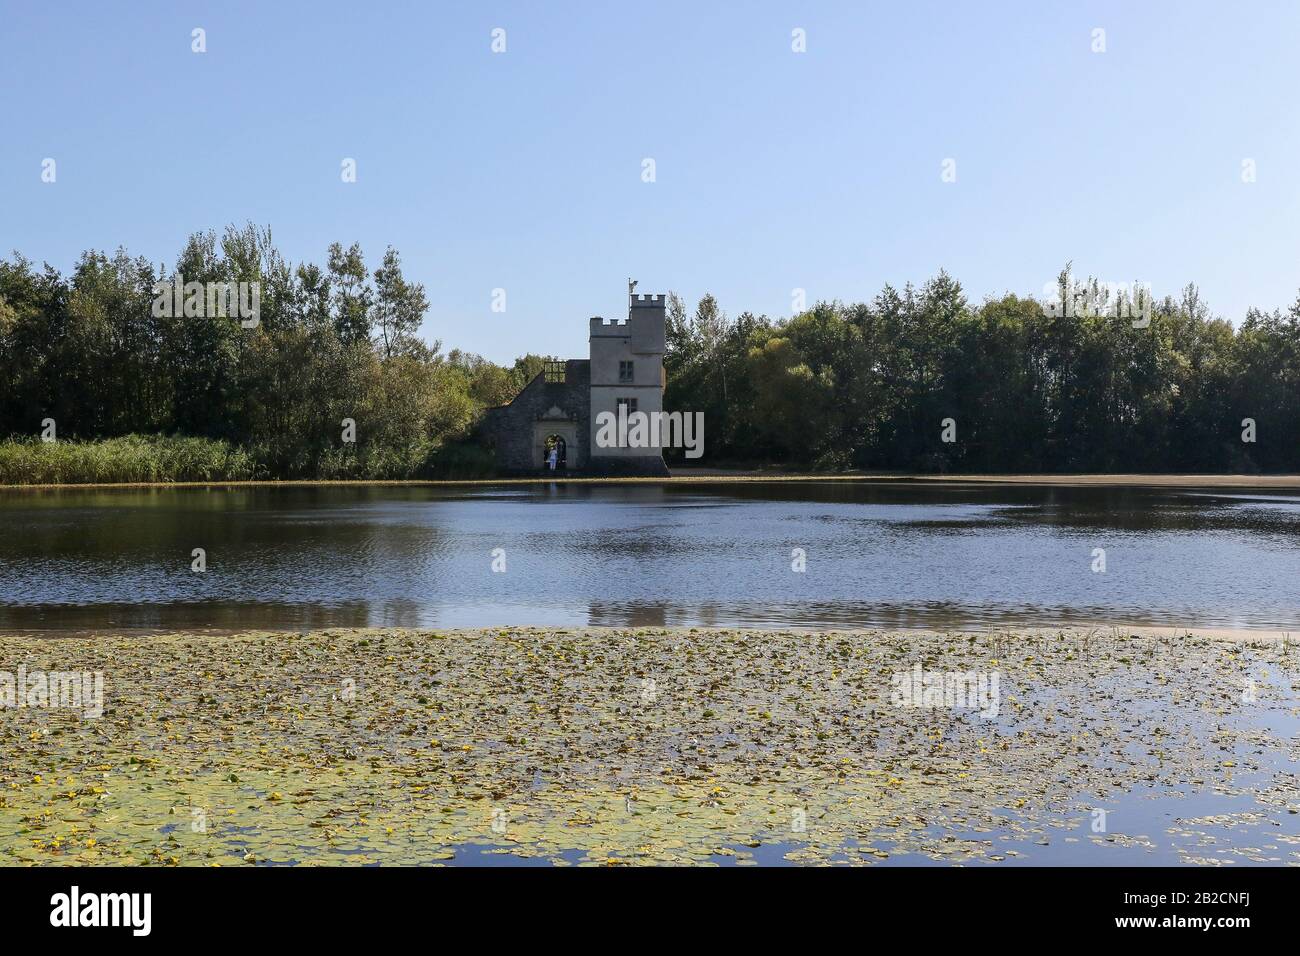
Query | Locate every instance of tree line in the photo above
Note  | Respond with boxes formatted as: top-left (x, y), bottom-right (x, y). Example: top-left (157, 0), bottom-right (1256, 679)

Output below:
top-left (0, 224), bottom-right (546, 479)
top-left (2, 224), bottom-right (1298, 478)
top-left (666, 273), bottom-right (1300, 472)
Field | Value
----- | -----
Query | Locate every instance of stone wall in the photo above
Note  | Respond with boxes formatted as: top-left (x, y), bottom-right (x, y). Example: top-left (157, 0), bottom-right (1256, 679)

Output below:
top-left (484, 360), bottom-right (590, 474)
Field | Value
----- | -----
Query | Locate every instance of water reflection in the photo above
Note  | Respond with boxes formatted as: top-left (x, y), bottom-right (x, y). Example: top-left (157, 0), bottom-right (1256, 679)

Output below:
top-left (1, 482), bottom-right (1298, 633)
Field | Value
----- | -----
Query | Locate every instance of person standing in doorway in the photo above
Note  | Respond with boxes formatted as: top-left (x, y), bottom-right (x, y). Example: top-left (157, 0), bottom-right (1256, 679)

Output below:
top-left (547, 444), bottom-right (558, 472)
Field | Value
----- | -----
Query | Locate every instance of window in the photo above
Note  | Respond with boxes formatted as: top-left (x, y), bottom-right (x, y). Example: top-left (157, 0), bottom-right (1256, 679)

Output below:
top-left (544, 361), bottom-right (566, 383)
top-left (618, 360), bottom-right (634, 383)
top-left (616, 398), bottom-right (638, 414)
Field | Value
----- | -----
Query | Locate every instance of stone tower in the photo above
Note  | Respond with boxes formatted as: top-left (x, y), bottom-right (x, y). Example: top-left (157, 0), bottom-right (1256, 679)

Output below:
top-left (483, 283), bottom-right (669, 476)
top-left (587, 291), bottom-right (667, 475)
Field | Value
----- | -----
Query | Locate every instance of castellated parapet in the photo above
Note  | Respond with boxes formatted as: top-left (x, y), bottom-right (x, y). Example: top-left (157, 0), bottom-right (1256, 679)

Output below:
top-left (617, 295), bottom-right (667, 355)
top-left (590, 316), bottom-right (627, 332)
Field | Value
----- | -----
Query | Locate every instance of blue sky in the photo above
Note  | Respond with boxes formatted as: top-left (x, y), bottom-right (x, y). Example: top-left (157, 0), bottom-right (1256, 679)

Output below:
top-left (3, 1), bottom-right (1299, 363)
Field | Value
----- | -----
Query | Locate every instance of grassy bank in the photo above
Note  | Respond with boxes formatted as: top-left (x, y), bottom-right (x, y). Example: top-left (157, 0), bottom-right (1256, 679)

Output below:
top-left (0, 436), bottom-right (259, 484)
top-left (6, 467), bottom-right (1300, 491)
top-left (1, 626), bottom-right (1295, 866)
top-left (0, 435), bottom-right (497, 485)
top-left (3, 435), bottom-right (1297, 489)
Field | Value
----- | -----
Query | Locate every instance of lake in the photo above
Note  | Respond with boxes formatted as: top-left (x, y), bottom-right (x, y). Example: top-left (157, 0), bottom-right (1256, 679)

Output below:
top-left (1, 481), bottom-right (1298, 633)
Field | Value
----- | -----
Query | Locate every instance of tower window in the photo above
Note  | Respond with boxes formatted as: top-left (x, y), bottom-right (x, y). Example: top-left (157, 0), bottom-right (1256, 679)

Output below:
top-left (618, 360), bottom-right (634, 383)
top-left (616, 397), bottom-right (638, 414)
top-left (544, 361), bottom-right (566, 383)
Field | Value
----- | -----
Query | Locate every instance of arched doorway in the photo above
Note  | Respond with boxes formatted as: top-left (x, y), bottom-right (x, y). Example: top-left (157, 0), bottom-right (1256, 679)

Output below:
top-left (533, 415), bottom-right (578, 473)
top-left (544, 434), bottom-right (567, 471)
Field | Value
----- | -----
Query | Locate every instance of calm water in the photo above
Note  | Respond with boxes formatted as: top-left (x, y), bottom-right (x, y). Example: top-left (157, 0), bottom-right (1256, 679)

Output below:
top-left (1, 482), bottom-right (1298, 633)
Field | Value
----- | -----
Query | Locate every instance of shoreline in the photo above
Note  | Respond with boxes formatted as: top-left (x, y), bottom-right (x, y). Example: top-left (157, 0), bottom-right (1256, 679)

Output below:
top-left (2, 623), bottom-right (1294, 643)
top-left (2, 626), bottom-right (1296, 866)
top-left (3, 472), bottom-right (1300, 491)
